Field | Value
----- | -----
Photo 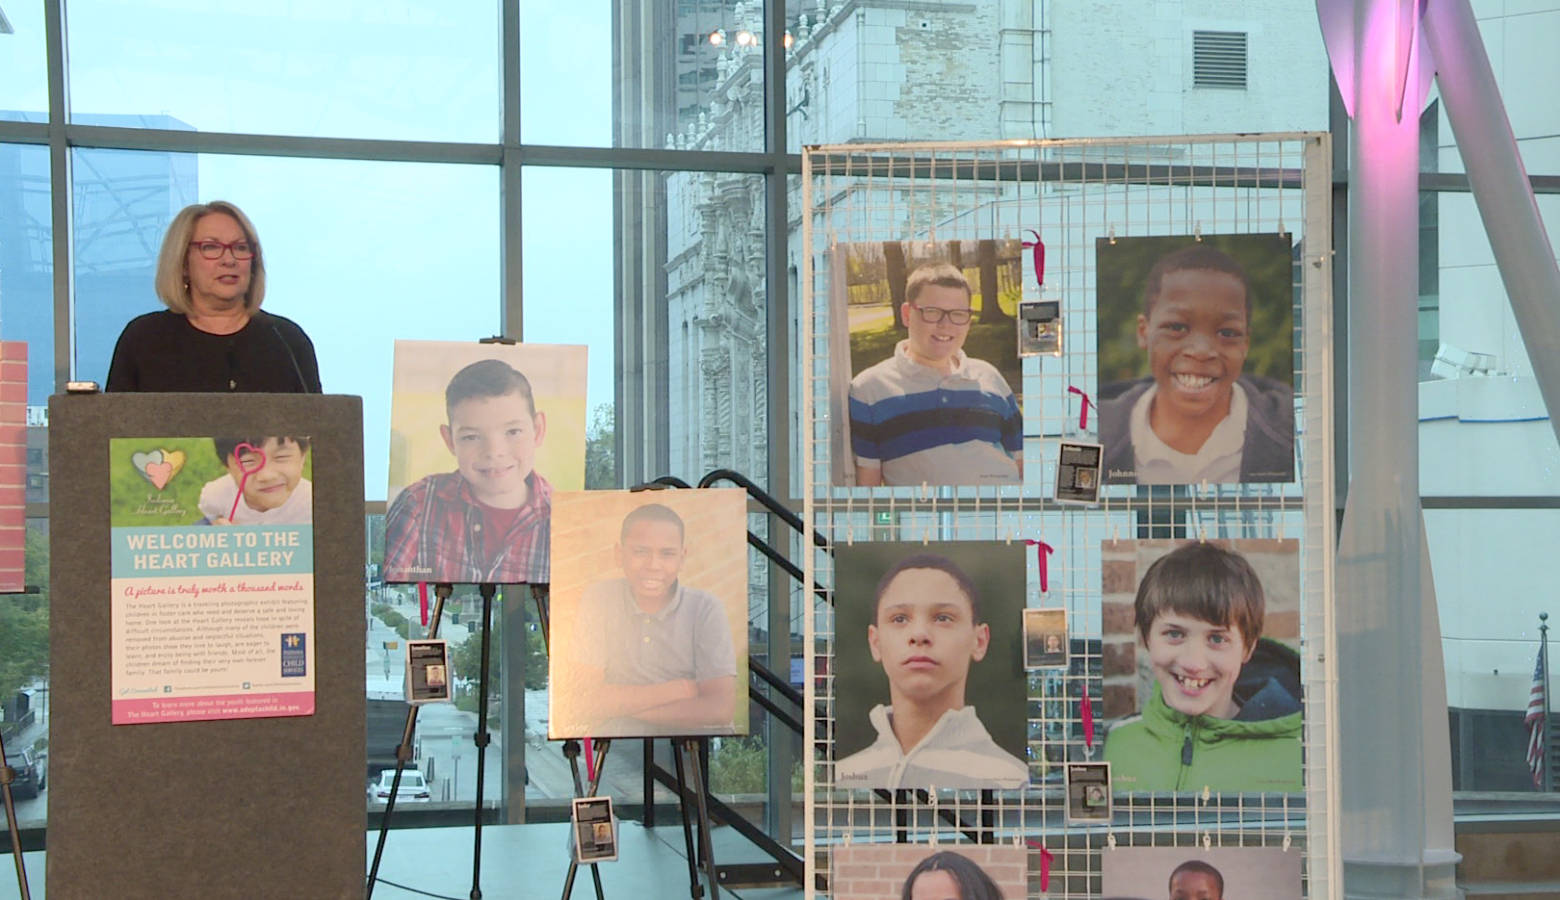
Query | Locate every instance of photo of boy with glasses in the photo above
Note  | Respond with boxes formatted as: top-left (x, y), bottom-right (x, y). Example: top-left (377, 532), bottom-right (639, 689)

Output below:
top-left (846, 257), bottom-right (1025, 487)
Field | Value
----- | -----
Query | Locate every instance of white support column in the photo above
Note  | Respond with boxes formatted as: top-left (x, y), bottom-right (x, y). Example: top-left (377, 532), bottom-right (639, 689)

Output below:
top-left (1317, 1), bottom-right (1461, 896)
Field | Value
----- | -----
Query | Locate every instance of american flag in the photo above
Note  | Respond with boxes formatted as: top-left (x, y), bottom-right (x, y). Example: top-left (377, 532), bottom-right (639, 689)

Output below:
top-left (1527, 643), bottom-right (1549, 789)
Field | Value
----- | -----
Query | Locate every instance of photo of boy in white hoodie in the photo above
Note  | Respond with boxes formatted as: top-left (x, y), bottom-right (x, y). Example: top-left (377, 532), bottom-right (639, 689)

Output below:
top-left (832, 544), bottom-right (1029, 790)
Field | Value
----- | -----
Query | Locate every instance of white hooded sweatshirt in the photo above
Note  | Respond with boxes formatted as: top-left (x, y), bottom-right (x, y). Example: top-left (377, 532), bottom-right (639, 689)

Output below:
top-left (834, 704), bottom-right (1029, 790)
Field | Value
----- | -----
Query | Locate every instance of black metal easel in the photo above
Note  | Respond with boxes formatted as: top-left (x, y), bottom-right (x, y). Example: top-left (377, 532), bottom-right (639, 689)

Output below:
top-left (533, 587), bottom-right (723, 900)
top-left (534, 587), bottom-right (610, 900)
top-left (366, 581), bottom-right (502, 900)
top-left (670, 738), bottom-right (720, 900)
top-left (0, 726), bottom-right (34, 900)
top-left (559, 738), bottom-right (610, 900)
top-left (468, 581), bottom-right (499, 899)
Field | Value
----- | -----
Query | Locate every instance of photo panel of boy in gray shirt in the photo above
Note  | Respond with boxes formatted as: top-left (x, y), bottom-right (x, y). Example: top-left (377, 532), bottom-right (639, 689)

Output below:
top-left (547, 489), bottom-right (749, 739)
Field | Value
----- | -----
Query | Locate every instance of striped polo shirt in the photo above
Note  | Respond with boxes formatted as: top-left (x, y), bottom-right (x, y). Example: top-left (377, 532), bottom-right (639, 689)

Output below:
top-left (848, 340), bottom-right (1023, 485)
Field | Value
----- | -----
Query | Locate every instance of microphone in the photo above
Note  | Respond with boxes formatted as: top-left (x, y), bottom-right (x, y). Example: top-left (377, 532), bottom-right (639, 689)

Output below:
top-left (264, 312), bottom-right (315, 393)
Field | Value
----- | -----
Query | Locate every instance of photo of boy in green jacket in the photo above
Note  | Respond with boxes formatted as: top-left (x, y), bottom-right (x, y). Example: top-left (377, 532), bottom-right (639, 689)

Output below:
top-left (1102, 540), bottom-right (1302, 793)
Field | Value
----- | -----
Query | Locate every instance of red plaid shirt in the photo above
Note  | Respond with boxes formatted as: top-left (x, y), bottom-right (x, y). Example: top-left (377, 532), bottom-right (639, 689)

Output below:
top-left (383, 471), bottom-right (552, 584)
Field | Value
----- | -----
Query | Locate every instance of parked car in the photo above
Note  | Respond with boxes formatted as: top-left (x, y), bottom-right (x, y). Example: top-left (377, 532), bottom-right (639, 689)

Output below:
top-left (3, 747), bottom-right (45, 800)
top-left (366, 768), bottom-right (431, 804)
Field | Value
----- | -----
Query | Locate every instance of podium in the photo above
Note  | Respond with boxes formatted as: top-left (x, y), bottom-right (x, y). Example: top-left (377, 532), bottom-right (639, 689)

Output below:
top-left (46, 393), bottom-right (365, 900)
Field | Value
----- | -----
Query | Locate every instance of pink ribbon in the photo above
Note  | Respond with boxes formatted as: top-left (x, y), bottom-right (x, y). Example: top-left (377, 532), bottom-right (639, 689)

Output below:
top-left (1081, 681), bottom-right (1096, 750)
top-left (1025, 540), bottom-right (1054, 593)
top-left (418, 582), bottom-right (429, 628)
top-left (227, 442), bottom-right (266, 521)
top-left (584, 737), bottom-right (596, 782)
top-left (1067, 386), bottom-right (1092, 431)
top-left (1021, 230), bottom-right (1046, 287)
top-left (1025, 841), bottom-right (1055, 891)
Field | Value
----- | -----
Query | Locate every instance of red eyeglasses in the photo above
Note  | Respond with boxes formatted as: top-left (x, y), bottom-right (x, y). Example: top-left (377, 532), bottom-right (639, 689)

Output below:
top-left (189, 240), bottom-right (256, 260)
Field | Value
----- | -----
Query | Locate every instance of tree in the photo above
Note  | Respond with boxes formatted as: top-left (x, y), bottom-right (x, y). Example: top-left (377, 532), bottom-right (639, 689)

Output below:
top-left (883, 240), bottom-right (908, 309)
top-left (0, 527), bottom-right (50, 706)
top-left (451, 616), bottom-right (548, 694)
top-left (584, 403), bottom-right (617, 489)
top-left (0, 600), bottom-right (47, 707)
top-left (976, 239), bottom-right (1013, 325)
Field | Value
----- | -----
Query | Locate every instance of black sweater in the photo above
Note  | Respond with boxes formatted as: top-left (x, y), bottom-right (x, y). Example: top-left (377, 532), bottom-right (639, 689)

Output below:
top-left (105, 310), bottom-right (322, 393)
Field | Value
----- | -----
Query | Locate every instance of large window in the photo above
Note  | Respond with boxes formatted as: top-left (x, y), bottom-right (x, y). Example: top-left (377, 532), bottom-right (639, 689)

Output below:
top-left (6, 0), bottom-right (1560, 882)
top-left (70, 151), bottom-right (501, 498)
top-left (523, 0), bottom-right (765, 152)
top-left (0, 142), bottom-right (52, 406)
top-left (0, 1), bottom-right (48, 120)
top-left (65, 1), bottom-right (502, 142)
top-left (1408, 6), bottom-right (1560, 793)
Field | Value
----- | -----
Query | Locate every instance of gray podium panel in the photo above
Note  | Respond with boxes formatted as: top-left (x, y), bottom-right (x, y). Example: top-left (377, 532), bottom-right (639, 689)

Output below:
top-left (46, 393), bottom-right (366, 900)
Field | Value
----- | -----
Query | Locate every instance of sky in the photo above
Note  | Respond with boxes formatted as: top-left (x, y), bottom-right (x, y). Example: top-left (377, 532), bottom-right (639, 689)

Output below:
top-left (0, 0), bottom-right (619, 499)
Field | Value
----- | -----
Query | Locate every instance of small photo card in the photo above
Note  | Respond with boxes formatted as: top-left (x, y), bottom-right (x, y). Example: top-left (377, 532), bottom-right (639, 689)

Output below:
top-left (1066, 761), bottom-right (1112, 825)
top-left (405, 639), bottom-right (452, 705)
top-left (1055, 441), bottom-right (1103, 504)
top-left (1023, 608), bottom-right (1068, 670)
top-left (1018, 299), bottom-right (1062, 356)
top-left (572, 796), bottom-right (618, 863)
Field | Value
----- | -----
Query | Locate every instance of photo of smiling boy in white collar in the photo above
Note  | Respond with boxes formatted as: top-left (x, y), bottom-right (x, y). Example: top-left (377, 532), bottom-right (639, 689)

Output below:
top-left (1096, 234), bottom-right (1296, 486)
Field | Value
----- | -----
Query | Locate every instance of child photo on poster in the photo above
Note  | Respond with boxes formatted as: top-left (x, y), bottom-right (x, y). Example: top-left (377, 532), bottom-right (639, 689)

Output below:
top-left (830, 845), bottom-right (1027, 900)
top-left (547, 489), bottom-right (749, 739)
top-left (831, 542), bottom-right (1029, 791)
top-left (197, 436), bottom-right (313, 525)
top-left (1100, 539), bottom-right (1302, 794)
top-left (1095, 234), bottom-right (1296, 485)
top-left (1102, 846), bottom-right (1300, 900)
top-left (832, 240), bottom-right (1026, 487)
top-left (382, 341), bottom-right (587, 585)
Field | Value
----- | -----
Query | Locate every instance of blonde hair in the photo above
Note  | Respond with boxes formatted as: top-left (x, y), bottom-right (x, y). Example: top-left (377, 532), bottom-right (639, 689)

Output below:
top-left (153, 201), bottom-right (267, 313)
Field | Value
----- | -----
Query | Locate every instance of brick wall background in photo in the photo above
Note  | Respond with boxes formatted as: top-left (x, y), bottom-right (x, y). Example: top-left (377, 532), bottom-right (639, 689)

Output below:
top-left (1100, 538), bottom-right (1300, 720)
top-left (831, 843), bottom-right (1028, 900)
top-left (0, 342), bottom-right (27, 593)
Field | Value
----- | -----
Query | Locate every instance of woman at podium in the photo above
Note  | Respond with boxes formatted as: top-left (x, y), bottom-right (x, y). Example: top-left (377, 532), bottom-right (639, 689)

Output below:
top-left (105, 201), bottom-right (322, 393)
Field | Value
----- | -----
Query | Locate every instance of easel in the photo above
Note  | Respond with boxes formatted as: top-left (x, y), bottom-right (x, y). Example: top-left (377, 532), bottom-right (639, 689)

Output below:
top-left (668, 737), bottom-right (721, 900)
top-left (367, 580), bottom-right (502, 900)
top-left (559, 737), bottom-right (609, 900)
top-left (532, 588), bottom-right (723, 900)
top-left (0, 725), bottom-right (34, 900)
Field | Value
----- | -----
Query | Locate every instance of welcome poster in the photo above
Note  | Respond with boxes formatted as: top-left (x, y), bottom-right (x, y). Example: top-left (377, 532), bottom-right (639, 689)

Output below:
top-left (109, 435), bottom-right (316, 725)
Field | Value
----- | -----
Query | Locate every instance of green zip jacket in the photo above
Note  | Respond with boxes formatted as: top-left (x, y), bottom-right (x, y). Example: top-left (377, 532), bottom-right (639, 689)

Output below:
top-left (1102, 680), bottom-right (1303, 794)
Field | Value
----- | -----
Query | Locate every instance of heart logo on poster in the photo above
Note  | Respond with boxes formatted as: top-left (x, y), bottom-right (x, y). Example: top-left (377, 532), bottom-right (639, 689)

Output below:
top-left (131, 449), bottom-right (186, 491)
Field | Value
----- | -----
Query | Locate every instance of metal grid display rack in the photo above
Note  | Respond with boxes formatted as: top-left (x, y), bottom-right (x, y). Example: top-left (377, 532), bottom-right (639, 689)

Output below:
top-left (800, 133), bottom-right (1338, 899)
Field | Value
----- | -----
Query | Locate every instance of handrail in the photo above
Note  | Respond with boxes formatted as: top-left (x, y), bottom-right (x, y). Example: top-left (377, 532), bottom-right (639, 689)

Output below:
top-left (696, 468), bottom-right (831, 552)
top-left (642, 475), bottom-right (810, 722)
top-left (650, 475), bottom-right (831, 604)
top-left (646, 755), bottom-right (805, 882)
top-left (751, 657), bottom-right (802, 708)
top-left (633, 469), bottom-right (827, 887)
